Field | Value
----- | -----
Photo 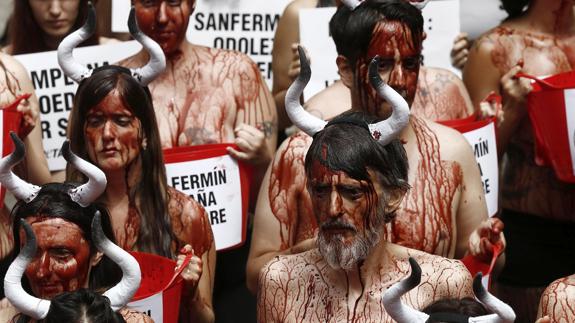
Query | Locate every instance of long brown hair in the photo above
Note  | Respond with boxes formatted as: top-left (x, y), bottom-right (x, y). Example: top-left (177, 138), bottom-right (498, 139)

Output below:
top-left (7, 0), bottom-right (99, 54)
top-left (66, 65), bottom-right (174, 258)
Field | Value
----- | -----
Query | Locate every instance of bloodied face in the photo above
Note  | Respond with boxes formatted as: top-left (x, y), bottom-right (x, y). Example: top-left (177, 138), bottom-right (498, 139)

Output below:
top-left (308, 161), bottom-right (386, 271)
top-left (355, 21), bottom-right (421, 119)
top-left (84, 91), bottom-right (144, 172)
top-left (133, 0), bottom-right (195, 56)
top-left (21, 217), bottom-right (95, 299)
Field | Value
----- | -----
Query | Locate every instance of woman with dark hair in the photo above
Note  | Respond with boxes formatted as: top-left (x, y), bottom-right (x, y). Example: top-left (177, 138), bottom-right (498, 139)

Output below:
top-left (0, 135), bottom-right (151, 322)
top-left (3, 0), bottom-right (103, 55)
top-left (463, 0), bottom-right (575, 321)
top-left (64, 7), bottom-right (216, 322)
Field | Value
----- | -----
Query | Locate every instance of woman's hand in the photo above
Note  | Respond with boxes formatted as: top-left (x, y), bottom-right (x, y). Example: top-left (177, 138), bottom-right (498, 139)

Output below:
top-left (176, 244), bottom-right (203, 298)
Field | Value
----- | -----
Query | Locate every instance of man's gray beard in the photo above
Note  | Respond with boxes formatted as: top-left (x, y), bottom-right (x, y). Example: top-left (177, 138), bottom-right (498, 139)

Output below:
top-left (318, 199), bottom-right (386, 271)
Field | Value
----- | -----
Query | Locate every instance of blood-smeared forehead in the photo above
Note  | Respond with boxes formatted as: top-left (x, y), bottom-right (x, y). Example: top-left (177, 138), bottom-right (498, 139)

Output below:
top-left (22, 217), bottom-right (88, 248)
top-left (366, 21), bottom-right (420, 59)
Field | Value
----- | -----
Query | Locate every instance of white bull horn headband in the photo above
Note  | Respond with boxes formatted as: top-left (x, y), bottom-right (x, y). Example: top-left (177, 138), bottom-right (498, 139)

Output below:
top-left (284, 45), bottom-right (409, 144)
top-left (381, 258), bottom-right (516, 323)
top-left (3, 214), bottom-right (141, 318)
top-left (0, 133), bottom-right (106, 206)
top-left (57, 2), bottom-right (166, 85)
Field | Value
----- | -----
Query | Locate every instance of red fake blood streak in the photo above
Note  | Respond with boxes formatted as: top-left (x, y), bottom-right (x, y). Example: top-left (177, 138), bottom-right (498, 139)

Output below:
top-left (385, 116), bottom-right (462, 257)
top-left (539, 275), bottom-right (575, 322)
top-left (268, 133), bottom-right (315, 249)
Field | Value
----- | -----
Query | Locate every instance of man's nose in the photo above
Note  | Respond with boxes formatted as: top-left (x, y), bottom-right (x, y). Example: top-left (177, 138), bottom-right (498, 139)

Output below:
top-left (157, 2), bottom-right (169, 24)
top-left (35, 253), bottom-right (51, 279)
top-left (328, 190), bottom-right (343, 218)
top-left (387, 61), bottom-right (405, 88)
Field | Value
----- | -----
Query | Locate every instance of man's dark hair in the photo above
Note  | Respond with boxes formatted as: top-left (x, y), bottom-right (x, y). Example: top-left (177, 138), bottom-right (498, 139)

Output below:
top-left (423, 297), bottom-right (490, 323)
top-left (304, 110), bottom-right (409, 198)
top-left (44, 289), bottom-right (126, 323)
top-left (330, 0), bottom-right (424, 68)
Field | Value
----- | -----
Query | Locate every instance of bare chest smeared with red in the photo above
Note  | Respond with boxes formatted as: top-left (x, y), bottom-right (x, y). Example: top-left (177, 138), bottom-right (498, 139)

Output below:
top-left (121, 46), bottom-right (272, 149)
top-left (257, 248), bottom-right (472, 322)
top-left (269, 116), bottom-right (462, 257)
top-left (538, 274), bottom-right (575, 322)
top-left (485, 26), bottom-right (575, 220)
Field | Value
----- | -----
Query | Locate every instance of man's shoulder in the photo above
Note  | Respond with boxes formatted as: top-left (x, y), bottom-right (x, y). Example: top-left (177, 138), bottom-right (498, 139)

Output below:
top-left (273, 131), bottom-right (312, 162)
top-left (413, 116), bottom-right (474, 159)
top-left (260, 249), bottom-right (322, 281)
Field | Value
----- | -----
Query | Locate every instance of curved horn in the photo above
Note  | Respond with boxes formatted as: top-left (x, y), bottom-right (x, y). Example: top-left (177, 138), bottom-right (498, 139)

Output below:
top-left (367, 56), bottom-right (410, 145)
top-left (410, 0), bottom-right (431, 11)
top-left (341, 0), bottom-right (362, 10)
top-left (0, 132), bottom-right (40, 202)
top-left (57, 1), bottom-right (96, 83)
top-left (470, 274), bottom-right (516, 323)
top-left (128, 7), bottom-right (166, 85)
top-left (382, 257), bottom-right (429, 323)
top-left (4, 219), bottom-right (51, 319)
top-left (92, 211), bottom-right (141, 311)
top-left (285, 46), bottom-right (327, 136)
top-left (61, 141), bottom-right (106, 207)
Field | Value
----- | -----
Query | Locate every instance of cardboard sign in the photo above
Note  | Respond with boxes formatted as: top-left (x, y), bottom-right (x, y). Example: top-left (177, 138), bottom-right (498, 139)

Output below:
top-left (439, 116), bottom-right (499, 216)
top-left (13, 41), bottom-right (142, 171)
top-left (163, 144), bottom-right (250, 251)
top-left (112, 0), bottom-right (291, 87)
top-left (299, 0), bottom-right (461, 100)
top-left (128, 292), bottom-right (164, 323)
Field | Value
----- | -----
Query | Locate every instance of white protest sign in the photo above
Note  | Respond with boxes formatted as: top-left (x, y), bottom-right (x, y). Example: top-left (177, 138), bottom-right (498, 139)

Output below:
top-left (128, 292), bottom-right (164, 323)
top-left (461, 122), bottom-right (499, 217)
top-left (299, 7), bottom-right (338, 101)
top-left (13, 41), bottom-right (142, 171)
top-left (460, 0), bottom-right (507, 40)
top-left (563, 89), bottom-right (575, 176)
top-left (300, 0), bottom-right (461, 100)
top-left (165, 150), bottom-right (246, 250)
top-left (112, 0), bottom-right (291, 87)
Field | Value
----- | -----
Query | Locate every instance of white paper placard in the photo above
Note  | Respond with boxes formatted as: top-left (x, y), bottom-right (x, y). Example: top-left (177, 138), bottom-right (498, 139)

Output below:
top-left (460, 0), bottom-right (507, 40)
top-left (165, 154), bottom-right (243, 250)
top-left (563, 89), bottom-right (575, 176)
top-left (461, 122), bottom-right (499, 216)
top-left (112, 0), bottom-right (291, 87)
top-left (128, 291), bottom-right (164, 323)
top-left (300, 0), bottom-right (461, 100)
top-left (13, 41), bottom-right (142, 171)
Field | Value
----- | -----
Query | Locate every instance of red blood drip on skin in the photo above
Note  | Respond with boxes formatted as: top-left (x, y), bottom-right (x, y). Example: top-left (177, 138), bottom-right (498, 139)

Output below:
top-left (412, 68), bottom-right (469, 120)
top-left (384, 116), bottom-right (462, 256)
top-left (539, 275), bottom-right (575, 322)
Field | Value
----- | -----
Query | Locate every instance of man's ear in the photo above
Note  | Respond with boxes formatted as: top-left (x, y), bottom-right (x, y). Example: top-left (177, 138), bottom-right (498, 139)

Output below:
top-left (90, 251), bottom-right (104, 267)
top-left (385, 187), bottom-right (407, 213)
top-left (336, 55), bottom-right (354, 89)
top-left (422, 31), bottom-right (427, 41)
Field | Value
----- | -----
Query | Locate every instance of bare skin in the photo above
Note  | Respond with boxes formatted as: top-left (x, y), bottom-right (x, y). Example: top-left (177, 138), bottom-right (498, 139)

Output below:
top-left (258, 243), bottom-right (473, 322)
top-left (120, 0), bottom-right (277, 206)
top-left (305, 67), bottom-right (473, 122)
top-left (247, 19), bottom-right (492, 293)
top-left (537, 274), bottom-right (575, 323)
top-left (0, 306), bottom-right (154, 322)
top-left (0, 52), bottom-right (51, 260)
top-left (463, 0), bottom-right (575, 222)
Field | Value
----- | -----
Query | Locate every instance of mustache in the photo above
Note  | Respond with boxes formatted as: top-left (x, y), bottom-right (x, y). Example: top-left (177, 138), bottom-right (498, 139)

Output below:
top-left (320, 219), bottom-right (357, 232)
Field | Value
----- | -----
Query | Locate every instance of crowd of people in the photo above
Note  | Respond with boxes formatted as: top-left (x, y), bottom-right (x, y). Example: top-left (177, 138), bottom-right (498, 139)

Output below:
top-left (0, 0), bottom-right (573, 322)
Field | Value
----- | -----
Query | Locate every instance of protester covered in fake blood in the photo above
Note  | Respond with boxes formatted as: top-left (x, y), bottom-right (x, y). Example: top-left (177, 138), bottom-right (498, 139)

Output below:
top-left (118, 1), bottom-right (277, 321)
top-left (0, 52), bottom-right (51, 262)
top-left (257, 58), bottom-right (474, 322)
top-left (62, 7), bottom-right (216, 322)
top-left (0, 134), bottom-right (151, 322)
top-left (537, 273), bottom-right (575, 323)
top-left (273, 0), bottom-right (473, 130)
top-left (463, 0), bottom-right (575, 321)
top-left (247, 0), bottom-right (501, 293)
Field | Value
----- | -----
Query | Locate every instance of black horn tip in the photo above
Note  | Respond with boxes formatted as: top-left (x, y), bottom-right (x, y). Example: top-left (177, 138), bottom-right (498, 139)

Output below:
top-left (368, 56), bottom-right (384, 87)
top-left (297, 45), bottom-right (311, 81)
top-left (407, 257), bottom-right (422, 288)
top-left (128, 7), bottom-right (139, 36)
top-left (91, 211), bottom-right (107, 244)
top-left (85, 1), bottom-right (97, 33)
top-left (60, 140), bottom-right (74, 163)
top-left (9, 131), bottom-right (25, 160)
top-left (19, 219), bottom-right (37, 257)
top-left (473, 273), bottom-right (486, 298)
